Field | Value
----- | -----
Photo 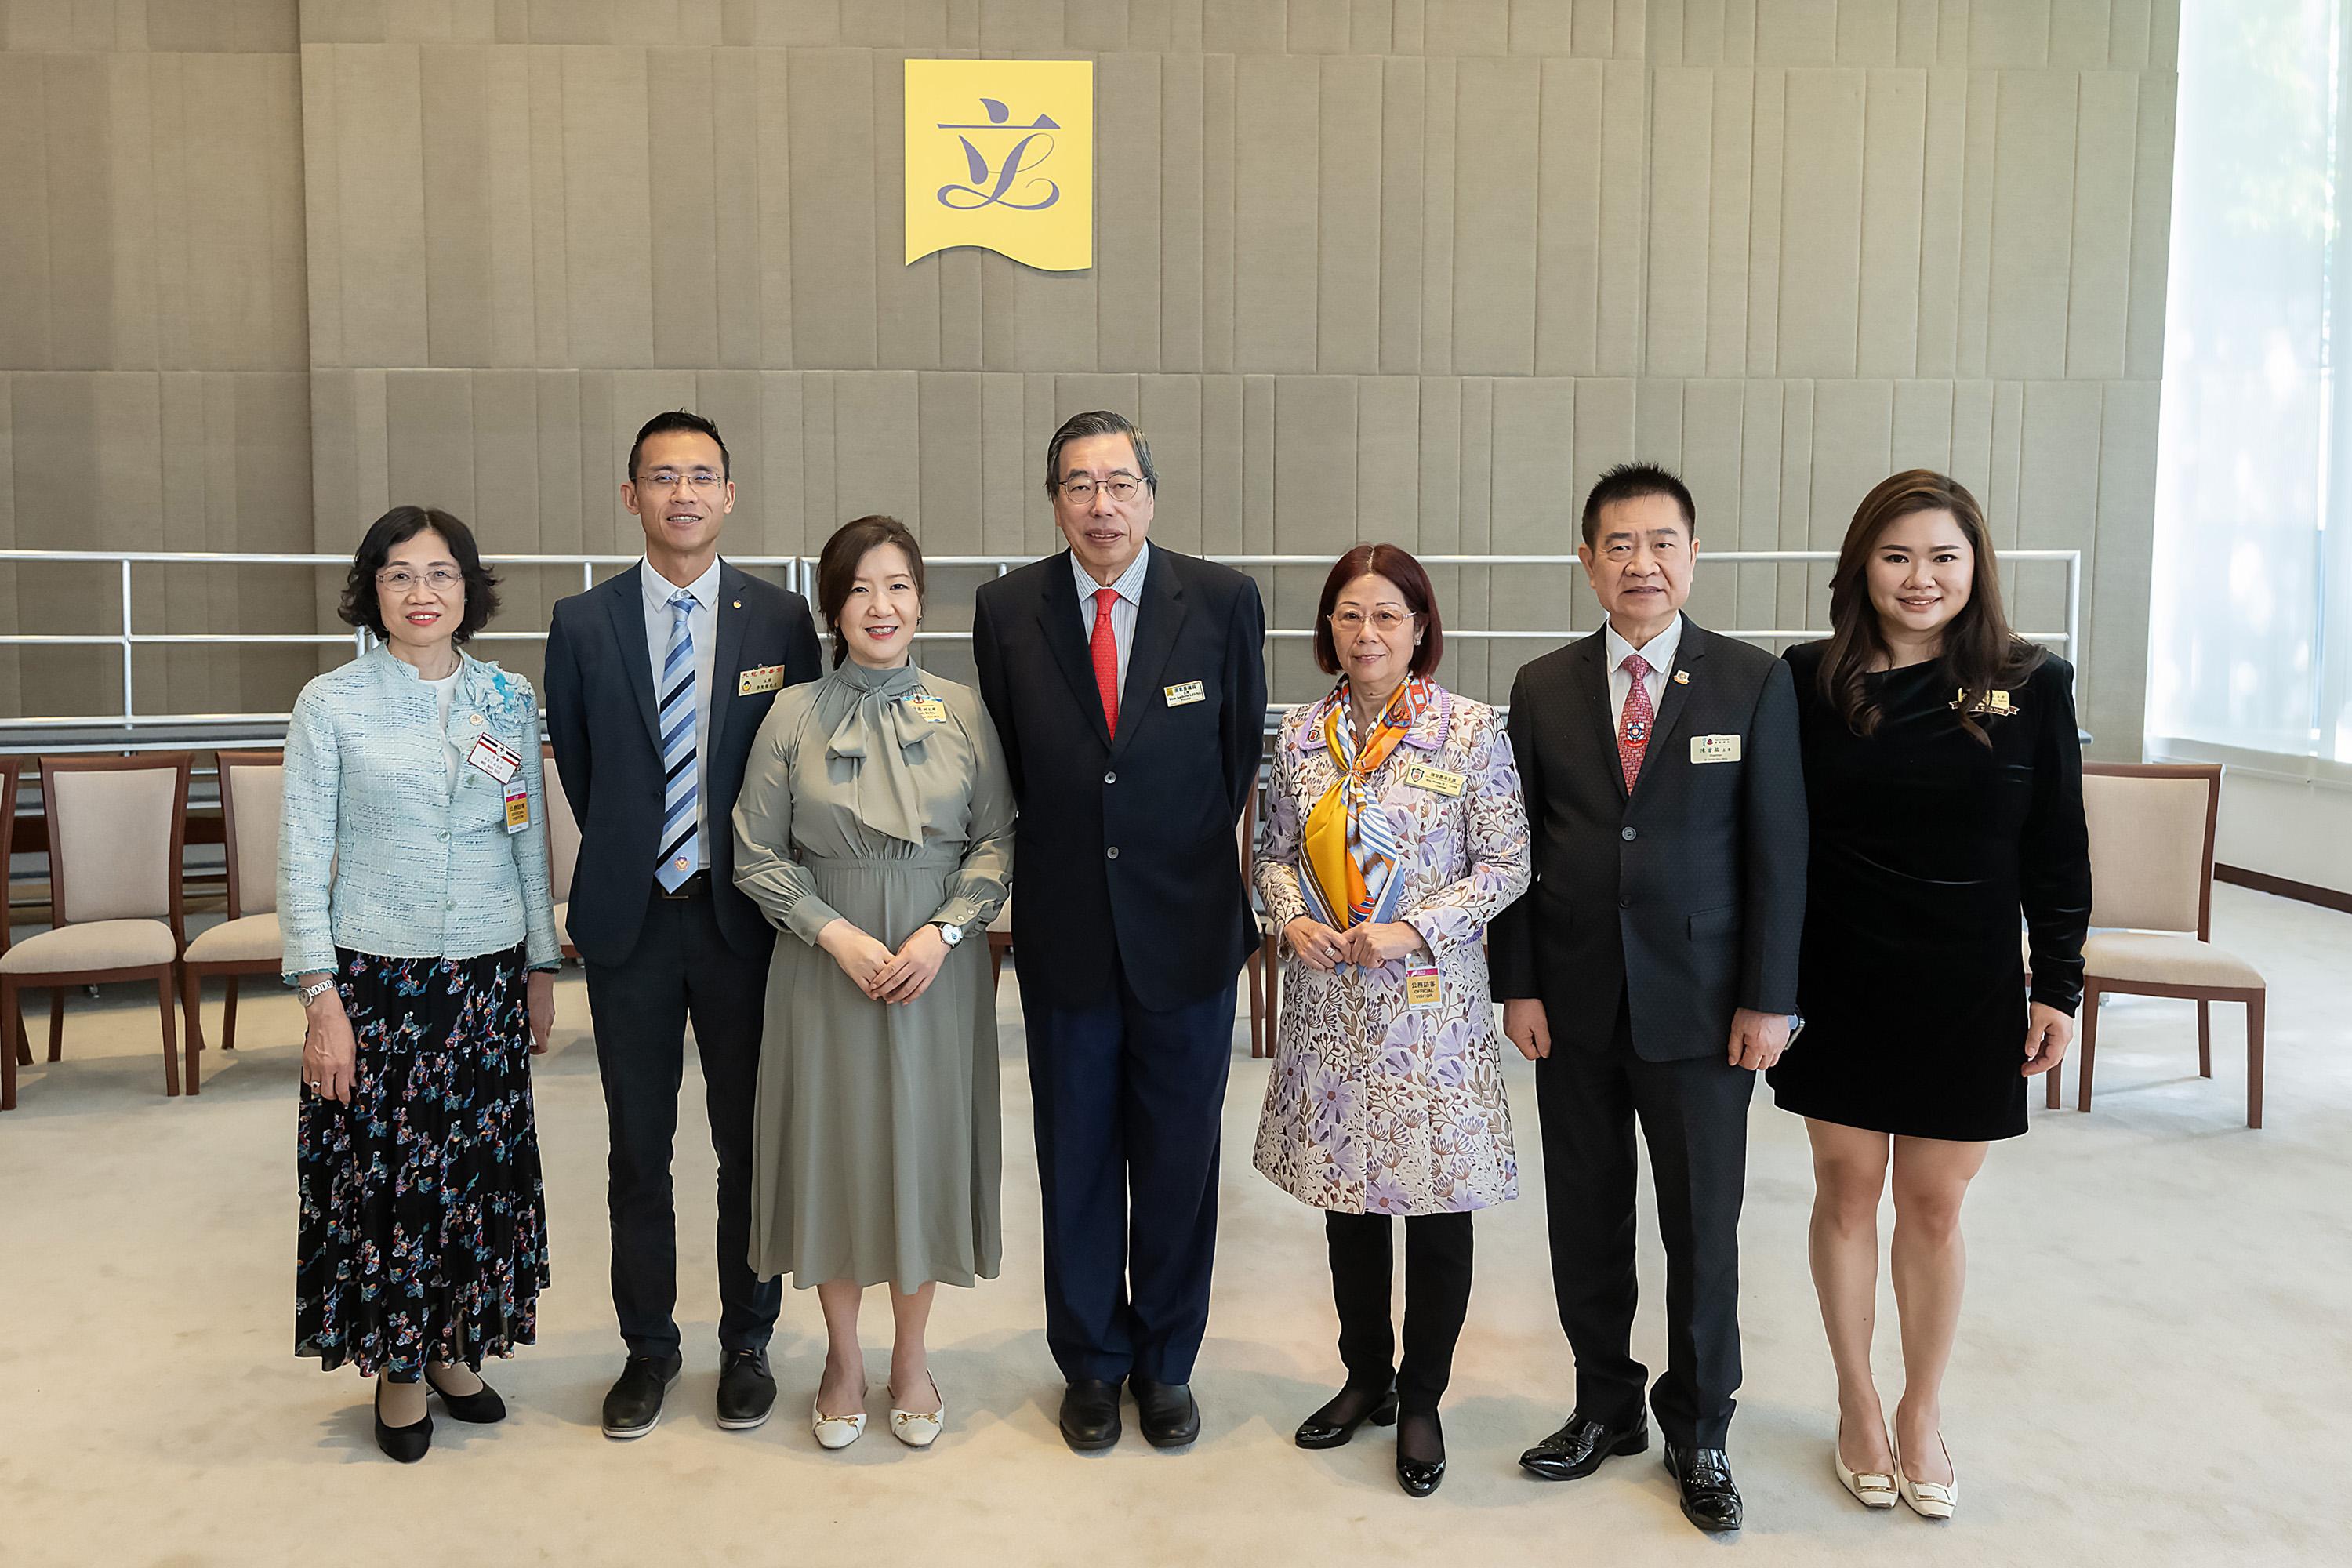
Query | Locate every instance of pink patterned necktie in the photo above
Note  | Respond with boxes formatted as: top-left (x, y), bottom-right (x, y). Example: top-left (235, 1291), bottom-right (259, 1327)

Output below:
top-left (1617, 652), bottom-right (1654, 792)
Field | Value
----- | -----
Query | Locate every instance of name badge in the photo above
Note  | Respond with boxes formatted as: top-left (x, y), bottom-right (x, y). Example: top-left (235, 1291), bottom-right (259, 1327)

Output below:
top-left (1163, 680), bottom-right (1206, 706)
top-left (1690, 734), bottom-right (1743, 764)
top-left (1953, 688), bottom-right (2016, 717)
top-left (737, 664), bottom-right (786, 696)
top-left (1404, 762), bottom-right (1466, 797)
top-left (1405, 966), bottom-right (1442, 1007)
top-left (466, 736), bottom-right (521, 784)
top-left (905, 695), bottom-right (949, 724)
top-left (503, 778), bottom-right (531, 833)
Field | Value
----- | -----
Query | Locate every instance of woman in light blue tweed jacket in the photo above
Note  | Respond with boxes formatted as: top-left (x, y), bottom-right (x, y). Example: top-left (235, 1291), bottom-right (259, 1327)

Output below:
top-left (278, 505), bottom-right (561, 1463)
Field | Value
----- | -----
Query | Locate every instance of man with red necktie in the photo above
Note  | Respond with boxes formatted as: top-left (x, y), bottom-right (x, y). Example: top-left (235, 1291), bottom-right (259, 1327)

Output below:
top-left (971, 411), bottom-right (1268, 1454)
top-left (1490, 463), bottom-right (1807, 1534)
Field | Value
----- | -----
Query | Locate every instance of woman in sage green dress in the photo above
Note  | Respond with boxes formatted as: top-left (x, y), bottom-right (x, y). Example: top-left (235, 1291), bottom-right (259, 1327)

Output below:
top-left (731, 515), bottom-right (1014, 1453)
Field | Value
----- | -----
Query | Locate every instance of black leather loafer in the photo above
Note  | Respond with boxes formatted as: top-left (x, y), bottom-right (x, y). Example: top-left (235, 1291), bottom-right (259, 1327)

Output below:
top-left (1395, 1410), bottom-right (1446, 1497)
top-left (1662, 1440), bottom-right (1744, 1533)
top-left (1295, 1381), bottom-right (1400, 1450)
top-left (374, 1382), bottom-right (433, 1463)
top-left (1519, 1408), bottom-right (1650, 1480)
top-left (601, 1351), bottom-right (684, 1440)
top-left (423, 1365), bottom-right (506, 1425)
top-left (1059, 1378), bottom-right (1123, 1451)
top-left (1131, 1377), bottom-right (1200, 1449)
top-left (716, 1348), bottom-right (778, 1431)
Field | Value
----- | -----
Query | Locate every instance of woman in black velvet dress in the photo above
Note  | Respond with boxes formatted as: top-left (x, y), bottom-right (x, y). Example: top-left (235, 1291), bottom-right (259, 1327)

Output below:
top-left (1767, 470), bottom-right (2089, 1520)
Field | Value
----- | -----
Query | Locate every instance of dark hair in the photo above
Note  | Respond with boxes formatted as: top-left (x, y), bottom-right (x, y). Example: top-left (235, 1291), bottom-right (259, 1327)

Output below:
top-left (1581, 462), bottom-right (1697, 549)
top-left (1312, 543), bottom-right (1443, 678)
top-left (815, 515), bottom-right (925, 668)
top-left (1820, 469), bottom-right (2043, 746)
top-left (1044, 410), bottom-right (1158, 496)
top-left (337, 506), bottom-right (500, 644)
top-left (627, 409), bottom-right (730, 482)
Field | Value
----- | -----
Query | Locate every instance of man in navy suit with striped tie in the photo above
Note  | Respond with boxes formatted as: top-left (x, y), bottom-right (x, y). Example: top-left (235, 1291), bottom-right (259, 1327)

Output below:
top-left (546, 411), bottom-right (822, 1441)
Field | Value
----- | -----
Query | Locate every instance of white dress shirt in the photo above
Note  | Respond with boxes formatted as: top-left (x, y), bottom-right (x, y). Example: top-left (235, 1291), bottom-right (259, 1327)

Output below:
top-left (1070, 539), bottom-right (1152, 697)
top-left (641, 556), bottom-right (720, 869)
top-left (1602, 613), bottom-right (1685, 729)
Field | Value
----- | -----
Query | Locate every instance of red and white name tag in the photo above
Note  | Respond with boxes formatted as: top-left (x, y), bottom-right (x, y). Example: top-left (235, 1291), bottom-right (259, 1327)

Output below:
top-left (466, 735), bottom-right (521, 784)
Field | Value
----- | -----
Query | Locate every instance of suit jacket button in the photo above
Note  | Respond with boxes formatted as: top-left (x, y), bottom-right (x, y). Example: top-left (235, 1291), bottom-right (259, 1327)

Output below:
top-left (1619, 895), bottom-right (1631, 909)
top-left (1104, 771), bottom-right (1116, 784)
top-left (1105, 845), bottom-right (1120, 860)
top-left (1621, 826), bottom-right (1637, 841)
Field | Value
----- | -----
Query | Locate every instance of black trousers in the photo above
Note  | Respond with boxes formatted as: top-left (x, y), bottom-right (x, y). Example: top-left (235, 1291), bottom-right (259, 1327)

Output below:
top-left (1534, 1002), bottom-right (1753, 1449)
top-left (1326, 1210), bottom-right (1474, 1416)
top-left (583, 884), bottom-right (781, 1360)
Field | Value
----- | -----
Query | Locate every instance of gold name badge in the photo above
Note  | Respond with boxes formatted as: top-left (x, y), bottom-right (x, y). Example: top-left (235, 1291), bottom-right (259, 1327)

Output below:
top-left (1405, 966), bottom-right (1441, 1007)
top-left (1954, 688), bottom-right (2016, 717)
top-left (1690, 734), bottom-right (1743, 764)
top-left (1163, 680), bottom-right (1206, 706)
top-left (737, 665), bottom-right (786, 696)
top-left (906, 696), bottom-right (949, 724)
top-left (1404, 762), bottom-right (1466, 797)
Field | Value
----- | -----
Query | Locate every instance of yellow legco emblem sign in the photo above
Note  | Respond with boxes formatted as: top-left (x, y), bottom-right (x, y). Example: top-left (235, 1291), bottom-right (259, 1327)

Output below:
top-left (905, 59), bottom-right (1093, 272)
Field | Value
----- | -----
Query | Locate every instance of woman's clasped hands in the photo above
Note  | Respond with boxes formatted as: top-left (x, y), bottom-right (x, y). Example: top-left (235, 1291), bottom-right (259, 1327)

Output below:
top-left (818, 917), bottom-right (949, 1004)
top-left (1283, 916), bottom-right (1428, 973)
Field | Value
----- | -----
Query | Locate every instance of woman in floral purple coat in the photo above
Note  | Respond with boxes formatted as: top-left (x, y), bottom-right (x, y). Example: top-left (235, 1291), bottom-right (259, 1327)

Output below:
top-left (1253, 543), bottom-right (1531, 1497)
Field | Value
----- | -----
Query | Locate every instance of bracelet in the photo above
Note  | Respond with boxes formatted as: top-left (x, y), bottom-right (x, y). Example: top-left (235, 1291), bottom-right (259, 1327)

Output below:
top-left (296, 978), bottom-right (335, 1007)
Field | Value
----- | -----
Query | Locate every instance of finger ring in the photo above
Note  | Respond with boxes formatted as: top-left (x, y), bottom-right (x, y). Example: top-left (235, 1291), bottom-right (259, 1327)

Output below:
top-left (307, 1080), bottom-right (321, 1090)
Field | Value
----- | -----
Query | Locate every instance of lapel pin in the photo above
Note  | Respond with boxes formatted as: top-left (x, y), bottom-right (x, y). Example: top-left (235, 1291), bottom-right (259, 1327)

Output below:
top-left (1672, 670), bottom-right (1690, 684)
top-left (731, 599), bottom-right (742, 608)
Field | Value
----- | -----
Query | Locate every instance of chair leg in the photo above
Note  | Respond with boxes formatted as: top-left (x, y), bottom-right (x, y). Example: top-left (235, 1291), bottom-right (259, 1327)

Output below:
top-left (2246, 993), bottom-right (2266, 1131)
top-left (48, 987), bottom-right (64, 1062)
top-left (158, 971), bottom-right (181, 1098)
top-left (2197, 1000), bottom-right (2212, 1078)
top-left (1, 977), bottom-right (16, 1111)
top-left (1245, 949), bottom-right (1264, 1058)
top-left (2076, 985), bottom-right (2100, 1113)
top-left (181, 967), bottom-right (206, 1088)
top-left (222, 977), bottom-right (239, 1051)
top-left (11, 1004), bottom-right (25, 1068)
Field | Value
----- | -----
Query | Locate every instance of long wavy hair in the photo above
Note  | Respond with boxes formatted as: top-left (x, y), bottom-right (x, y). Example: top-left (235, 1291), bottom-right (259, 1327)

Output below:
top-left (1820, 470), bottom-right (2042, 746)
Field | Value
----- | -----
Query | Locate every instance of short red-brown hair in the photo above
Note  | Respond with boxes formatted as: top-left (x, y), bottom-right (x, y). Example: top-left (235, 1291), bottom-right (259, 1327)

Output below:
top-left (1312, 543), bottom-right (1443, 677)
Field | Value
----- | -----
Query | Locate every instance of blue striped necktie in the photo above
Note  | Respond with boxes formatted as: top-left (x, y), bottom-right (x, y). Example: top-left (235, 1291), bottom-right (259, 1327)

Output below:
top-left (656, 588), bottom-right (699, 890)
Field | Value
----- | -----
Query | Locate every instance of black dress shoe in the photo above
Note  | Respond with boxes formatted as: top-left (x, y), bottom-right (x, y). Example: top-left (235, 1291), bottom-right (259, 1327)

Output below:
top-left (423, 1365), bottom-right (506, 1424)
top-left (1394, 1410), bottom-right (1446, 1497)
top-left (1519, 1407), bottom-right (1650, 1480)
top-left (716, 1348), bottom-right (778, 1431)
top-left (1058, 1379), bottom-right (1123, 1451)
top-left (1661, 1440), bottom-right (1744, 1534)
top-left (601, 1351), bottom-right (684, 1440)
top-left (374, 1381), bottom-right (433, 1463)
top-left (1130, 1377), bottom-right (1200, 1449)
top-left (1295, 1381), bottom-right (1400, 1449)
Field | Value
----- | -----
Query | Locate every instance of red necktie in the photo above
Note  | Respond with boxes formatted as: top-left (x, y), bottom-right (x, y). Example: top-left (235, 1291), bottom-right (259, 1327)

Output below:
top-left (1617, 652), bottom-right (1653, 792)
top-left (1090, 586), bottom-right (1121, 734)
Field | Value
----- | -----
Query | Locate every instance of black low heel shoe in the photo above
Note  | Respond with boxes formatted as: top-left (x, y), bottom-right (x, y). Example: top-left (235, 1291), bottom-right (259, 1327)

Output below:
top-left (374, 1382), bottom-right (434, 1464)
top-left (1395, 1410), bottom-right (1446, 1498)
top-left (1295, 1383), bottom-right (1401, 1450)
top-left (423, 1366), bottom-right (507, 1425)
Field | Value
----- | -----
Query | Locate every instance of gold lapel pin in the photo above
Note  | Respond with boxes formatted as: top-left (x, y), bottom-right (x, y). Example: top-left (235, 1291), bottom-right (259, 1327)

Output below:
top-left (731, 599), bottom-right (742, 608)
top-left (1672, 670), bottom-right (1690, 685)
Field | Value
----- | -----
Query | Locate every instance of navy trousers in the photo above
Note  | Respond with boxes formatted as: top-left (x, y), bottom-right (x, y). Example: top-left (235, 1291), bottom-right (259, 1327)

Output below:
top-left (1020, 952), bottom-right (1236, 1385)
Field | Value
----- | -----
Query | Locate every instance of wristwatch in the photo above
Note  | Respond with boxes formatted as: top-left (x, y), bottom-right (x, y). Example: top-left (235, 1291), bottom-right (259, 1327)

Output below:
top-left (296, 977), bottom-right (336, 1007)
top-left (931, 920), bottom-right (964, 949)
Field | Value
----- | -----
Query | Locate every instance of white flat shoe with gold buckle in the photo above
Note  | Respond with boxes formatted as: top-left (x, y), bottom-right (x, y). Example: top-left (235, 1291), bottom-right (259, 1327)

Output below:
top-left (889, 1376), bottom-right (946, 1449)
top-left (1893, 1436), bottom-right (1958, 1519)
top-left (811, 1395), bottom-right (867, 1450)
top-left (1834, 1417), bottom-right (1898, 1509)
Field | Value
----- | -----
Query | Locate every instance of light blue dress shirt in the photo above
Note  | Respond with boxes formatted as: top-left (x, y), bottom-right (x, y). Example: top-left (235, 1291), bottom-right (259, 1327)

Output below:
top-left (639, 557), bottom-right (719, 869)
top-left (1069, 539), bottom-right (1151, 696)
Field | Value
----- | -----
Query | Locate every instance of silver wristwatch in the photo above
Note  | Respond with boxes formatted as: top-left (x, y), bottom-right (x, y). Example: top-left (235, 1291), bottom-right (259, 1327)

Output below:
top-left (932, 920), bottom-right (964, 949)
top-left (296, 977), bottom-right (336, 1007)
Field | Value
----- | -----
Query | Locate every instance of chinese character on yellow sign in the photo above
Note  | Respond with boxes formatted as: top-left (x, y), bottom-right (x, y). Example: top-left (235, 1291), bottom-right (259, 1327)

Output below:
top-left (905, 58), bottom-right (1092, 272)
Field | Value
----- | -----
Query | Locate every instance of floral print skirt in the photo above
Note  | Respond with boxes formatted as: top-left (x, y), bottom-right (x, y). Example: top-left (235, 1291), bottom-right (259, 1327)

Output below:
top-left (296, 946), bottom-right (548, 1377)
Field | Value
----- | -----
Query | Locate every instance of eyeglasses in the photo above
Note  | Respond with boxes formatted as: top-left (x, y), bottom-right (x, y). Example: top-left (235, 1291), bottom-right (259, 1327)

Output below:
top-left (1329, 608), bottom-right (1416, 635)
top-left (377, 567), bottom-right (463, 592)
top-left (1058, 477), bottom-right (1143, 505)
top-left (640, 468), bottom-right (726, 492)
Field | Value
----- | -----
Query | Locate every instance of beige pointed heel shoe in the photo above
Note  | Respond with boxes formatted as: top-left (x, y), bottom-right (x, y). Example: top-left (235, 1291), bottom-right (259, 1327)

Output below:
top-left (811, 1393), bottom-right (868, 1450)
top-left (1893, 1435), bottom-right (1958, 1520)
top-left (889, 1375), bottom-right (946, 1449)
top-left (1834, 1417), bottom-right (1898, 1509)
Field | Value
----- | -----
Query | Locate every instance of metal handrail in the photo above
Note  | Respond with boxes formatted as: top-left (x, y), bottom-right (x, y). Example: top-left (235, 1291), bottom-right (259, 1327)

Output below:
top-left (0, 547), bottom-right (2082, 735)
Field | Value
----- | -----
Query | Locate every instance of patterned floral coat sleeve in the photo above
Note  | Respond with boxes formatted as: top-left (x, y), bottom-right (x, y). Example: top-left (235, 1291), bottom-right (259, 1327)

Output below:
top-left (1251, 685), bottom-right (1534, 1216)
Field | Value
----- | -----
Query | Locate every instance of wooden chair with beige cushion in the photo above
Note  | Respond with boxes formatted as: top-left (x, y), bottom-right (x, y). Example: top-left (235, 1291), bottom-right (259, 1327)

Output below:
top-left (543, 744), bottom-right (580, 960)
top-left (180, 751), bottom-right (285, 1084)
top-left (2, 758), bottom-right (34, 1073)
top-left (0, 753), bottom-right (192, 1110)
top-left (2051, 762), bottom-right (2267, 1128)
